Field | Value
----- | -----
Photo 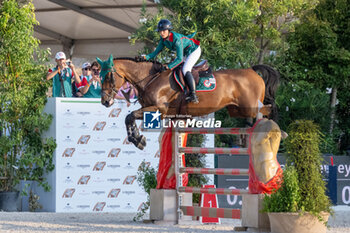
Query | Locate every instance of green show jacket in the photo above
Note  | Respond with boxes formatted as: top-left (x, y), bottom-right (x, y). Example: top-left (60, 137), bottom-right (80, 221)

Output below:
top-left (145, 31), bottom-right (200, 70)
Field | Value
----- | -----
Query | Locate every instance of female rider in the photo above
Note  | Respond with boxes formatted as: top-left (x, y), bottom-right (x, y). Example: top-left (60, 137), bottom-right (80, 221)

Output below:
top-left (143, 19), bottom-right (201, 104)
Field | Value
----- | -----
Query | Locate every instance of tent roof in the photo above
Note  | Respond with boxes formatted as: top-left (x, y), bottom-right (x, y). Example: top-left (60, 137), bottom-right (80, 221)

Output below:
top-left (33, 0), bottom-right (162, 59)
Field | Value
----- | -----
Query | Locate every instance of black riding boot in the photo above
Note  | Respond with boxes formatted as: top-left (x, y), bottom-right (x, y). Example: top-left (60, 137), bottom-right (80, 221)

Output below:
top-left (184, 71), bottom-right (199, 104)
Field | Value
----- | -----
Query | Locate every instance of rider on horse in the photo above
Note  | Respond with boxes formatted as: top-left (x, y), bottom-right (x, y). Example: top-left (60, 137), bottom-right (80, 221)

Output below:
top-left (143, 19), bottom-right (201, 104)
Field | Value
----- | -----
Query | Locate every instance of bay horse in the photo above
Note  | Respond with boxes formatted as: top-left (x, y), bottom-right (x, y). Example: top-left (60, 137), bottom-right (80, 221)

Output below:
top-left (99, 55), bottom-right (279, 150)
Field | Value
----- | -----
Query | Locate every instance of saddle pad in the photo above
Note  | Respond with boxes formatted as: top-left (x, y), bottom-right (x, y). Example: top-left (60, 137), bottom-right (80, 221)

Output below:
top-left (173, 72), bottom-right (216, 92)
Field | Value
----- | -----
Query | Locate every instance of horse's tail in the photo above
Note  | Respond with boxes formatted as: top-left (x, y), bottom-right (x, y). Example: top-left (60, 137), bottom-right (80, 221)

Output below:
top-left (252, 64), bottom-right (280, 120)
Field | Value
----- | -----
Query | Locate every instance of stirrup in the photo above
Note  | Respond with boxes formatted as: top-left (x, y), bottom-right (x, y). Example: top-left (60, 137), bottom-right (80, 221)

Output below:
top-left (186, 93), bottom-right (199, 104)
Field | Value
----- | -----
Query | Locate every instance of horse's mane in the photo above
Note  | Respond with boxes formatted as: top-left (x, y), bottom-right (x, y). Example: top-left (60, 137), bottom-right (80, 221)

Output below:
top-left (113, 57), bottom-right (162, 65)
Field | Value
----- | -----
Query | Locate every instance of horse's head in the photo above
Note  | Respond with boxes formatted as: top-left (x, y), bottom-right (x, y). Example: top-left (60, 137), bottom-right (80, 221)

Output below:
top-left (98, 55), bottom-right (126, 107)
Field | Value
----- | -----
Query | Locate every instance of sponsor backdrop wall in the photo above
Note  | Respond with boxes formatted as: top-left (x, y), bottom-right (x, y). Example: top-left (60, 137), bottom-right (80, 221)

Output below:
top-left (38, 98), bottom-right (214, 213)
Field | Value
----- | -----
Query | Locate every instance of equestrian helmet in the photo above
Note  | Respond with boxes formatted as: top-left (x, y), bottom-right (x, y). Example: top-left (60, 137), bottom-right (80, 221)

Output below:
top-left (157, 19), bottom-right (173, 32)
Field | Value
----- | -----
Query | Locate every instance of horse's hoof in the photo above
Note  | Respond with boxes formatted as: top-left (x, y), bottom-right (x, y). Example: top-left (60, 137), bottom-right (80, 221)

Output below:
top-left (139, 135), bottom-right (146, 147)
top-left (136, 142), bottom-right (145, 150)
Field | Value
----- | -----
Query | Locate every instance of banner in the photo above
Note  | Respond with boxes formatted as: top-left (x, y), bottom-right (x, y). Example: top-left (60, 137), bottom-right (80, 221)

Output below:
top-left (39, 98), bottom-right (214, 213)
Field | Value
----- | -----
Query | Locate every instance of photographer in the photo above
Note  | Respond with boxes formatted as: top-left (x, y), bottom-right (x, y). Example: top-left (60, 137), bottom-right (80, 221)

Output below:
top-left (78, 61), bottom-right (102, 98)
top-left (46, 51), bottom-right (80, 97)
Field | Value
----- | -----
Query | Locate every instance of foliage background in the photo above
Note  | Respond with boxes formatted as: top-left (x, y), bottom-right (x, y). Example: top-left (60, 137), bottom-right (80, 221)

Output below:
top-left (0, 0), bottom-right (56, 192)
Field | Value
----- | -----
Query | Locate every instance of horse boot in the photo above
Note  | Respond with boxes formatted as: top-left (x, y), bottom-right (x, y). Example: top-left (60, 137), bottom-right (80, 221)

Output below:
top-left (184, 71), bottom-right (199, 104)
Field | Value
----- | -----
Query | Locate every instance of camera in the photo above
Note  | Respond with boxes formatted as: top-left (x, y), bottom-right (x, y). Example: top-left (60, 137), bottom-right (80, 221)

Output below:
top-left (66, 60), bottom-right (71, 66)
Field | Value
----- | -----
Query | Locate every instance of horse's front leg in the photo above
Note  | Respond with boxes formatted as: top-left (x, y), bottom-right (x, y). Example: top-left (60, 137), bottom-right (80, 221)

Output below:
top-left (125, 106), bottom-right (159, 150)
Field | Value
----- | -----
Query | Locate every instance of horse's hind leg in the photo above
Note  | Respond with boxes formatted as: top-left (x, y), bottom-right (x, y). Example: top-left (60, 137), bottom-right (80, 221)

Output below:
top-left (125, 106), bottom-right (159, 150)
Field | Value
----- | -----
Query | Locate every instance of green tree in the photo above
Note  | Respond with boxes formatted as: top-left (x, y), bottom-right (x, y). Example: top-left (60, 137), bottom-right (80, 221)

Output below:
top-left (0, 0), bottom-right (56, 192)
top-left (131, 0), bottom-right (317, 68)
top-left (275, 0), bottom-right (350, 136)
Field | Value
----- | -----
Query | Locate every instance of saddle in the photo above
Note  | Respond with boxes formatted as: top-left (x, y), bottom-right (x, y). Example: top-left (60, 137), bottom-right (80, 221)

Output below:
top-left (173, 60), bottom-right (213, 90)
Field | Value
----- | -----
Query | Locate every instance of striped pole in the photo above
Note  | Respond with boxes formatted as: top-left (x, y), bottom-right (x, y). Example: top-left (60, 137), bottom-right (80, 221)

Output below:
top-left (179, 167), bottom-right (249, 176)
top-left (176, 127), bottom-right (251, 135)
top-left (178, 186), bottom-right (249, 195)
top-left (179, 147), bottom-right (248, 155)
top-left (180, 206), bottom-right (241, 219)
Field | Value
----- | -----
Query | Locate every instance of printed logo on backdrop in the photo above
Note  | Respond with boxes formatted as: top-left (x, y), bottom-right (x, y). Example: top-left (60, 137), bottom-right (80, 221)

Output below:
top-left (124, 203), bottom-right (133, 210)
top-left (79, 122), bottom-right (89, 129)
top-left (124, 163), bottom-right (134, 169)
top-left (78, 149), bottom-right (90, 155)
top-left (107, 178), bottom-right (121, 183)
top-left (138, 202), bottom-right (147, 211)
top-left (77, 135), bottom-right (91, 144)
top-left (94, 110), bottom-right (104, 116)
top-left (64, 162), bottom-right (73, 170)
top-left (62, 148), bottom-right (75, 157)
top-left (154, 150), bottom-right (160, 158)
top-left (122, 190), bottom-right (136, 195)
top-left (77, 175), bottom-right (91, 185)
top-left (62, 188), bottom-right (75, 198)
top-left (122, 150), bottom-right (136, 155)
top-left (107, 164), bottom-right (121, 169)
top-left (63, 122), bottom-right (74, 129)
top-left (109, 108), bottom-right (122, 118)
top-left (64, 203), bottom-right (73, 210)
top-left (64, 109), bottom-right (73, 116)
top-left (92, 191), bottom-right (105, 196)
top-left (93, 136), bottom-right (105, 143)
top-left (93, 162), bottom-right (106, 171)
top-left (92, 150), bottom-right (105, 155)
top-left (123, 176), bottom-right (136, 185)
top-left (77, 164), bottom-right (90, 169)
top-left (108, 148), bottom-right (121, 158)
top-left (93, 121), bottom-right (106, 131)
top-left (108, 122), bottom-right (119, 130)
top-left (63, 136), bottom-right (73, 143)
top-left (64, 176), bottom-right (73, 184)
top-left (78, 189), bottom-right (91, 196)
top-left (123, 137), bottom-right (131, 145)
top-left (92, 176), bottom-right (106, 183)
top-left (143, 111), bottom-right (161, 129)
top-left (77, 111), bottom-right (90, 116)
top-left (108, 189), bottom-right (121, 198)
top-left (93, 202), bottom-right (106, 212)
top-left (107, 205), bottom-right (120, 210)
top-left (107, 138), bottom-right (120, 143)
top-left (77, 205), bottom-right (90, 210)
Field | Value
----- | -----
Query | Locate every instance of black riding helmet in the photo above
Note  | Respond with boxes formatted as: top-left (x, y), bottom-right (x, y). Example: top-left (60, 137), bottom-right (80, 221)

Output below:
top-left (157, 19), bottom-right (173, 32)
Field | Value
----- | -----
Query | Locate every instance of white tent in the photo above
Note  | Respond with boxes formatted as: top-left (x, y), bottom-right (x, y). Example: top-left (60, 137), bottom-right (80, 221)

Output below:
top-left (33, 0), bottom-right (161, 63)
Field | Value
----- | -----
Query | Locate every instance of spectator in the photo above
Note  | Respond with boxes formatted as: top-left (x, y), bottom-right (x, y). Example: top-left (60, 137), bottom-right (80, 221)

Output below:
top-left (114, 82), bottom-right (138, 107)
top-left (46, 51), bottom-right (80, 97)
top-left (78, 61), bottom-right (102, 98)
top-left (74, 62), bottom-right (92, 97)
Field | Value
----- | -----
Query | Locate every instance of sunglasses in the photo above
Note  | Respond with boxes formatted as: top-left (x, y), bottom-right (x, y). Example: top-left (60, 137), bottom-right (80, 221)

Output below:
top-left (92, 69), bottom-right (100, 73)
top-left (83, 68), bottom-right (91, 71)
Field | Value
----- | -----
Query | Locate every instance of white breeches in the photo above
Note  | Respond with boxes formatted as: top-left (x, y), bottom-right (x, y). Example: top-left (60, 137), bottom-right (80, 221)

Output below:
top-left (182, 46), bottom-right (201, 74)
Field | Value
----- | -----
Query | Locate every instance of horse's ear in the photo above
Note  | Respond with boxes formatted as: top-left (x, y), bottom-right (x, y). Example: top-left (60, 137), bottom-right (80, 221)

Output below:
top-left (96, 57), bottom-right (103, 66)
top-left (108, 54), bottom-right (113, 65)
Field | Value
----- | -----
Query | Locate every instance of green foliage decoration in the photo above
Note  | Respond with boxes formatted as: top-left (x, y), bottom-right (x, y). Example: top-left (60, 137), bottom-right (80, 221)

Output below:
top-left (263, 165), bottom-right (301, 213)
top-left (0, 0), bottom-right (56, 192)
top-left (134, 161), bottom-right (157, 221)
top-left (264, 120), bottom-right (332, 225)
top-left (284, 120), bottom-right (332, 215)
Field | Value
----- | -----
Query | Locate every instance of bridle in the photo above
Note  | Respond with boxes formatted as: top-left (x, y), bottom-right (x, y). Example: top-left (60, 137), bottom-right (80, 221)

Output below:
top-left (102, 65), bottom-right (162, 102)
top-left (101, 67), bottom-right (119, 100)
